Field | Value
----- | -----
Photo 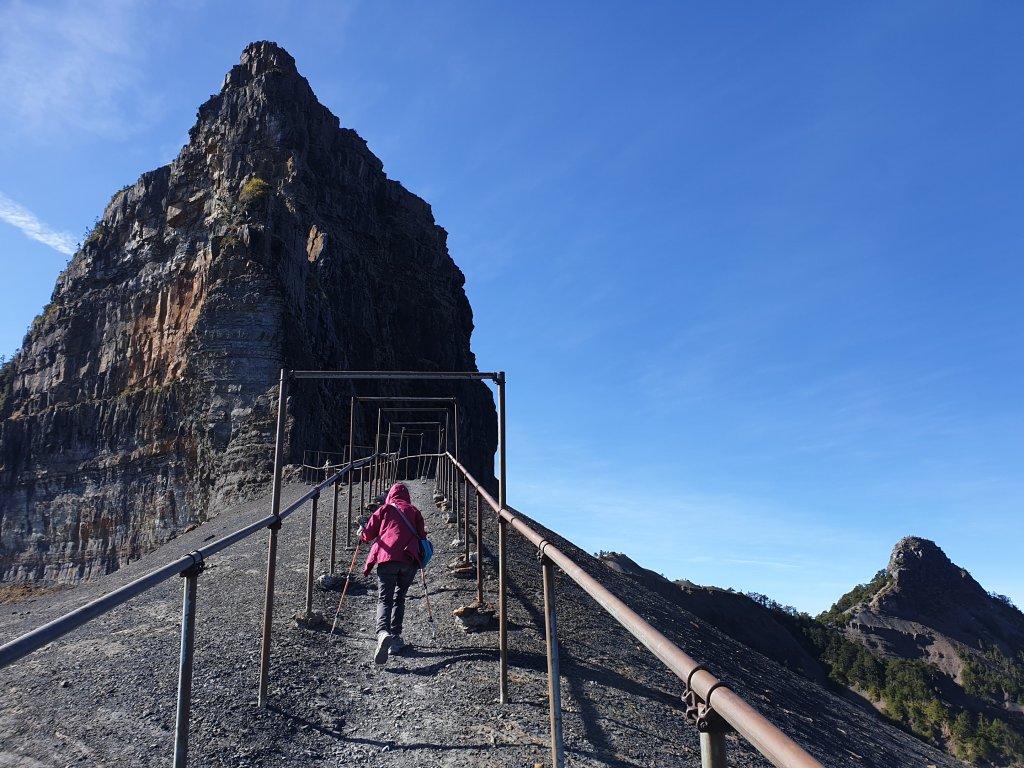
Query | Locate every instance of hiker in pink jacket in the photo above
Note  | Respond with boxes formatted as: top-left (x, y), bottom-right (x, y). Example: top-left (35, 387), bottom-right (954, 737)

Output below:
top-left (358, 482), bottom-right (427, 664)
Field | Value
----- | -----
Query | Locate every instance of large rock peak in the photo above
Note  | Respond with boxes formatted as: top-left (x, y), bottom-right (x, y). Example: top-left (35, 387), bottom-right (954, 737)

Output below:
top-left (886, 536), bottom-right (973, 596)
top-left (0, 43), bottom-right (496, 584)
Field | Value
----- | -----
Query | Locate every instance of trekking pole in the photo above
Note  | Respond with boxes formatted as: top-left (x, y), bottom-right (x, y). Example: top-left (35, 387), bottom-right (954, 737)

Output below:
top-left (419, 568), bottom-right (437, 642)
top-left (330, 541), bottom-right (362, 635)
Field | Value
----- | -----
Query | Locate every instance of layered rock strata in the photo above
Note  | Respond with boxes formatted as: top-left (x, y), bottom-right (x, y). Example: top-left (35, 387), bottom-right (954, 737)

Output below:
top-left (0, 41), bottom-right (496, 583)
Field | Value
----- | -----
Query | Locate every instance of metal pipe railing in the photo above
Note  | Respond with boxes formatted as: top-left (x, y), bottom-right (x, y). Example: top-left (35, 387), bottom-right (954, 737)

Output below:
top-left (445, 452), bottom-right (823, 768)
top-left (1, 453), bottom-right (376, 768)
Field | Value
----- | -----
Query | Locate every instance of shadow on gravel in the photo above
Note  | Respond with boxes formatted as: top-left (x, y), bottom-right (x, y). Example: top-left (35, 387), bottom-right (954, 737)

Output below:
top-left (266, 703), bottom-right (345, 740)
top-left (268, 703), bottom-right (494, 755)
top-left (397, 647), bottom-right (497, 676)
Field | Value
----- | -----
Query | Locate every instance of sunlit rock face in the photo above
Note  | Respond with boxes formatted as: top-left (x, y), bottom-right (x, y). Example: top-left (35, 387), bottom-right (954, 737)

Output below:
top-left (842, 537), bottom-right (1024, 680)
top-left (0, 41), bottom-right (496, 583)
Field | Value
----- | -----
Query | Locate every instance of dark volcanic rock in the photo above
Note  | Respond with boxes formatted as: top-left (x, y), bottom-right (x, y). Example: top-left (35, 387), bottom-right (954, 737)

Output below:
top-left (0, 41), bottom-right (496, 584)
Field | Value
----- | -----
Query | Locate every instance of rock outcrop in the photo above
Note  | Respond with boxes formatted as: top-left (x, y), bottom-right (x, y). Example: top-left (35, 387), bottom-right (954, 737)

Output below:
top-left (0, 41), bottom-right (496, 584)
top-left (841, 537), bottom-right (1024, 679)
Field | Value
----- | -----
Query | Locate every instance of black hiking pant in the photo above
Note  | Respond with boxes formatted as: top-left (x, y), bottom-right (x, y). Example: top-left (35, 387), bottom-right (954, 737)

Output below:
top-left (375, 561), bottom-right (417, 636)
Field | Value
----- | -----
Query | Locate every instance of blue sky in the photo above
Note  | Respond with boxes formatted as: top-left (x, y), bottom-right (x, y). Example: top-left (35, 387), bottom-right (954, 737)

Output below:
top-left (1, 1), bottom-right (1022, 615)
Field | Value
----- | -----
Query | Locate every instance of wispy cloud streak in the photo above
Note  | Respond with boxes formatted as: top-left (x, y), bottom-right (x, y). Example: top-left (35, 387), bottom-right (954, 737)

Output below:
top-left (0, 193), bottom-right (75, 255)
top-left (0, 0), bottom-right (159, 139)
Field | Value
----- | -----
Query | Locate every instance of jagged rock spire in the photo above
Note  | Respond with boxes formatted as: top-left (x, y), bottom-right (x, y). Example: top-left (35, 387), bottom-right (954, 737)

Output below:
top-left (0, 43), bottom-right (496, 583)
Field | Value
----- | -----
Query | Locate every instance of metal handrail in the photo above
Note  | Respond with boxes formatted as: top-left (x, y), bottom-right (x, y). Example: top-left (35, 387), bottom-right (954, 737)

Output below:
top-left (0, 455), bottom-right (375, 670)
top-left (444, 452), bottom-right (823, 768)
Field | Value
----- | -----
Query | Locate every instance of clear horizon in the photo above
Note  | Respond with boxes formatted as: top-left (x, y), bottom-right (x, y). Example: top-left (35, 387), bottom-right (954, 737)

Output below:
top-left (1, 2), bottom-right (1022, 616)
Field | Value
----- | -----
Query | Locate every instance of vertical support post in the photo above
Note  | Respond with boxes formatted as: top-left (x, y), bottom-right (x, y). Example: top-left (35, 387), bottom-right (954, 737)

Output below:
top-left (541, 555), bottom-right (565, 768)
top-left (373, 408), bottom-right (382, 499)
top-left (497, 371), bottom-right (507, 508)
top-left (700, 732), bottom-right (728, 768)
top-left (347, 397), bottom-right (356, 549)
top-left (475, 492), bottom-right (483, 605)
top-left (304, 492), bottom-right (320, 616)
top-left (497, 371), bottom-right (508, 704)
top-left (463, 480), bottom-right (470, 561)
top-left (330, 479), bottom-right (339, 573)
top-left (399, 428), bottom-right (406, 480)
top-left (384, 423), bottom-right (393, 491)
top-left (172, 560), bottom-right (203, 768)
top-left (258, 368), bottom-right (289, 709)
top-left (455, 465), bottom-right (462, 536)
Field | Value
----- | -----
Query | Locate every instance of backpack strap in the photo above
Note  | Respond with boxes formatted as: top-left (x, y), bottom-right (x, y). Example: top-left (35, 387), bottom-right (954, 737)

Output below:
top-left (392, 506), bottom-right (424, 564)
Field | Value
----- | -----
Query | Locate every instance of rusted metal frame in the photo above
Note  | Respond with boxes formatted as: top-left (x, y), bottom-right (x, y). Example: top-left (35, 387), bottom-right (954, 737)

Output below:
top-left (499, 510), bottom-right (822, 768)
top-left (442, 454), bottom-right (820, 768)
top-left (347, 398), bottom-right (355, 550)
top-left (359, 464), bottom-right (365, 514)
top-left (384, 422), bottom-right (393, 491)
top-left (258, 367), bottom-right (290, 709)
top-left (540, 550), bottom-right (565, 768)
top-left (701, 730), bottom-right (728, 768)
top-left (373, 408), bottom-right (382, 500)
top-left (496, 371), bottom-right (508, 704)
top-left (0, 456), bottom-right (370, 669)
top-left (463, 478), bottom-right (471, 561)
top-left (476, 492), bottom-right (484, 605)
top-left (303, 491), bottom-right (321, 617)
top-left (173, 553), bottom-right (205, 768)
top-left (330, 480), bottom-right (339, 572)
top-left (292, 370), bottom-right (499, 381)
top-left (399, 428), bottom-right (407, 479)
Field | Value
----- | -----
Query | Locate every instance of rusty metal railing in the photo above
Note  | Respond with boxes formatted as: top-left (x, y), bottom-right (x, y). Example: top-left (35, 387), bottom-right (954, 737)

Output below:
top-left (442, 452), bottom-right (824, 768)
top-left (0, 453), bottom-right (376, 767)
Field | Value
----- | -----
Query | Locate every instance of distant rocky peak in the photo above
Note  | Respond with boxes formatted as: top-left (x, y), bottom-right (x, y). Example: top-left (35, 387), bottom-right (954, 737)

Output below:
top-left (886, 536), bottom-right (979, 601)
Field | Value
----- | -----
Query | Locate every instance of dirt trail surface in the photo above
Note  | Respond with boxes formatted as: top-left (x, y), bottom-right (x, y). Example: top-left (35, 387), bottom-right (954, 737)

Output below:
top-left (1, 478), bottom-right (959, 767)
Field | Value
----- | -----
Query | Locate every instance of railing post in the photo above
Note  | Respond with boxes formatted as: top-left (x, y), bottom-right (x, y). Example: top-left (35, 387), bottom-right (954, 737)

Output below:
top-left (497, 371), bottom-right (508, 704)
top-left (373, 409), bottom-right (382, 499)
top-left (476, 492), bottom-right (484, 605)
top-left (258, 367), bottom-right (289, 709)
top-left (701, 731), bottom-right (728, 768)
top-left (304, 492), bottom-right (320, 616)
top-left (359, 464), bottom-right (366, 513)
top-left (541, 554), bottom-right (565, 768)
top-left (172, 556), bottom-right (204, 768)
top-left (455, 470), bottom-right (462, 538)
top-left (330, 479), bottom-right (339, 572)
top-left (347, 398), bottom-right (356, 550)
top-left (463, 479), bottom-right (470, 561)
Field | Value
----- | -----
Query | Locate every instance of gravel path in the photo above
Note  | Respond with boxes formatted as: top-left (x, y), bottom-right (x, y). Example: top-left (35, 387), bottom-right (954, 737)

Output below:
top-left (1, 476), bottom-right (961, 767)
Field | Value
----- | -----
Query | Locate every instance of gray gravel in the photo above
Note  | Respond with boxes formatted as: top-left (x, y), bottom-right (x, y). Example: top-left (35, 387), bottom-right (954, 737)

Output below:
top-left (0, 478), bottom-right (961, 767)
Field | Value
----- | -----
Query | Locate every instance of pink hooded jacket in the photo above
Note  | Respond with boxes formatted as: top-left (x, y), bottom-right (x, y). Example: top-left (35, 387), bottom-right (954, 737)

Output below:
top-left (360, 483), bottom-right (427, 576)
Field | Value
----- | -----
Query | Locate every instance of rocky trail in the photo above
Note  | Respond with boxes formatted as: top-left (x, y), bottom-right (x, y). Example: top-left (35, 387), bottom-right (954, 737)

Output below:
top-left (0, 479), bottom-right (689, 767)
top-left (1, 477), bottom-right (960, 767)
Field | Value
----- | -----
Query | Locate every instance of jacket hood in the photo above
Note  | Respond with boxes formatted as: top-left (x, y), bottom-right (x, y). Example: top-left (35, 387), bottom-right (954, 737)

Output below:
top-left (385, 483), bottom-right (412, 506)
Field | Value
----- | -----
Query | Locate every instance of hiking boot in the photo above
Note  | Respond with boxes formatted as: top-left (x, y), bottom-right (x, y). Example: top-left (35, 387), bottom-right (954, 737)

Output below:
top-left (374, 631), bottom-right (392, 665)
top-left (390, 635), bottom-right (405, 654)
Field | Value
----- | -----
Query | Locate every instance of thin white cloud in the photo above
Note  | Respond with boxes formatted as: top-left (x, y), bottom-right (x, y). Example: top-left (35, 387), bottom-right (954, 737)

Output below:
top-left (0, 0), bottom-right (160, 139)
top-left (0, 192), bottom-right (76, 255)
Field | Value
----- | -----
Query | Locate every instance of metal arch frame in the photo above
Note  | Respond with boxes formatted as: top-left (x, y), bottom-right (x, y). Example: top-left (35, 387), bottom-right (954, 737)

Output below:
top-left (265, 371), bottom-right (506, 709)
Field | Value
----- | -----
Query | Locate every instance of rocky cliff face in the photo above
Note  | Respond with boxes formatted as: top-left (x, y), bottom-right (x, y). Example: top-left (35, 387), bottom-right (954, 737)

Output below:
top-left (842, 537), bottom-right (1024, 678)
top-left (0, 41), bottom-right (496, 584)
